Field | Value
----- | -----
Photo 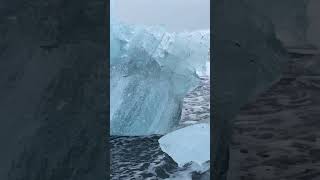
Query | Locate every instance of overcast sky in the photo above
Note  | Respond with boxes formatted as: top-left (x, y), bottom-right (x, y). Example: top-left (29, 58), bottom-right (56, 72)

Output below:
top-left (114, 0), bottom-right (210, 32)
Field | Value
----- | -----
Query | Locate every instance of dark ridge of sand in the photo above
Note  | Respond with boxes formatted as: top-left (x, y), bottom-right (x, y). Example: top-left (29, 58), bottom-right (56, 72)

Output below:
top-left (228, 50), bottom-right (320, 180)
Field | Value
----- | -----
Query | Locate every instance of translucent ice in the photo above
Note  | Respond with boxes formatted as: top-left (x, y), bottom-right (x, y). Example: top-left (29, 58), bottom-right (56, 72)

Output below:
top-left (158, 123), bottom-right (210, 167)
top-left (110, 8), bottom-right (209, 135)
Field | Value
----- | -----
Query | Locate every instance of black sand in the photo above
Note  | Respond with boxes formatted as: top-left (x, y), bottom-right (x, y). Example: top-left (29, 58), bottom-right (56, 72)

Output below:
top-left (228, 49), bottom-right (320, 180)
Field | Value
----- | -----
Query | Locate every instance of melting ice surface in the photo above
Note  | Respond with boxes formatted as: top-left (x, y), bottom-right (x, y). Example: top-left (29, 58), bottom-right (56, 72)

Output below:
top-left (159, 123), bottom-right (210, 167)
top-left (110, 13), bottom-right (210, 135)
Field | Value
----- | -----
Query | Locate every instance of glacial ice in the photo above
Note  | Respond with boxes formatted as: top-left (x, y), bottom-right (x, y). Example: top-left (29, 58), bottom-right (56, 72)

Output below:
top-left (110, 9), bottom-right (210, 135)
top-left (158, 123), bottom-right (210, 167)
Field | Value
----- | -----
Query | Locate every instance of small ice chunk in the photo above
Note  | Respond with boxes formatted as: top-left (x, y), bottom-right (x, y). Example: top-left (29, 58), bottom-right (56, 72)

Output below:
top-left (158, 123), bottom-right (210, 167)
top-left (182, 120), bottom-right (198, 125)
top-left (166, 162), bottom-right (210, 180)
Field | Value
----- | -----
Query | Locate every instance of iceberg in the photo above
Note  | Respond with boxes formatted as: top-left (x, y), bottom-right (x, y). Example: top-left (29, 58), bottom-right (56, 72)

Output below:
top-left (158, 123), bottom-right (210, 167)
top-left (110, 3), bottom-right (209, 135)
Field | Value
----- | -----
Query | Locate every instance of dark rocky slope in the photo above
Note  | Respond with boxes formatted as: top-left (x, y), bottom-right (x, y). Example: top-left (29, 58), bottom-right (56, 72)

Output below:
top-left (226, 1), bottom-right (320, 179)
top-left (212, 0), bottom-right (287, 179)
top-left (0, 0), bottom-right (107, 179)
top-left (245, 0), bottom-right (320, 49)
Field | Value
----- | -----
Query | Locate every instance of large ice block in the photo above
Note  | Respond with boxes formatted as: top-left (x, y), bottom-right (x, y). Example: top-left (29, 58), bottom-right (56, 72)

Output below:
top-left (110, 18), bottom-right (209, 135)
top-left (159, 123), bottom-right (210, 167)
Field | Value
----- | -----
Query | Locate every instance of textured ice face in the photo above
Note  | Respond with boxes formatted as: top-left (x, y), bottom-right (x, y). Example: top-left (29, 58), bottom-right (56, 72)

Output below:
top-left (110, 17), bottom-right (209, 135)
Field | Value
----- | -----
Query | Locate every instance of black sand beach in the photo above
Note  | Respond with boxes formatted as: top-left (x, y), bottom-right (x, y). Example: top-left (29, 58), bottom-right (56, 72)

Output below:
top-left (228, 48), bottom-right (320, 180)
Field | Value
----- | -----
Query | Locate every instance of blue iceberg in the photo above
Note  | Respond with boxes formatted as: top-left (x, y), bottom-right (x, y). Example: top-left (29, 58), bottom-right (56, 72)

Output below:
top-left (110, 8), bottom-right (209, 135)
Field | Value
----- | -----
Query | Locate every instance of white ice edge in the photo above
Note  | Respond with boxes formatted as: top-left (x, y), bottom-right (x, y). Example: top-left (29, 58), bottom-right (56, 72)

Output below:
top-left (158, 123), bottom-right (210, 168)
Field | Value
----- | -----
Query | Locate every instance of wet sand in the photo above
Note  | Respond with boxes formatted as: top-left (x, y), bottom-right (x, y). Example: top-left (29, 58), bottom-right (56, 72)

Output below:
top-left (228, 49), bottom-right (320, 180)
